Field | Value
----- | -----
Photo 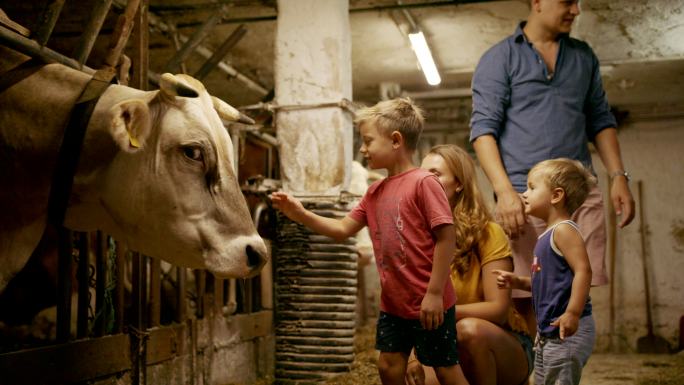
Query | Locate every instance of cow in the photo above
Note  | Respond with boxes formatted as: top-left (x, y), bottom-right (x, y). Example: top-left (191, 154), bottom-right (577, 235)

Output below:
top-left (0, 45), bottom-right (268, 293)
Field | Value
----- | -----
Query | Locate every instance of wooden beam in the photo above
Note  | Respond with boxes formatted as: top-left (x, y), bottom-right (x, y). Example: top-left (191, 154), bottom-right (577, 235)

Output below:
top-left (0, 11), bottom-right (30, 37)
top-left (194, 23), bottom-right (247, 81)
top-left (164, 11), bottom-right (222, 74)
top-left (34, 0), bottom-right (65, 45)
top-left (72, 0), bottom-right (114, 65)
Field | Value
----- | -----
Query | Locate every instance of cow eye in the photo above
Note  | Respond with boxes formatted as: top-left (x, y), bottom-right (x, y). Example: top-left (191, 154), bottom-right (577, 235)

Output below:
top-left (183, 146), bottom-right (203, 162)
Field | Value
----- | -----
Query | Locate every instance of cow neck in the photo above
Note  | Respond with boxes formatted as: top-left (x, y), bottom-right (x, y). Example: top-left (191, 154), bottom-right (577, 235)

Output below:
top-left (0, 58), bottom-right (44, 94)
top-left (47, 68), bottom-right (117, 227)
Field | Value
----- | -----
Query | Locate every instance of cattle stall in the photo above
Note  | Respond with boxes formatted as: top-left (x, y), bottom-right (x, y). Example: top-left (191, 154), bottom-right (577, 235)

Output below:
top-left (0, 1), bottom-right (280, 384)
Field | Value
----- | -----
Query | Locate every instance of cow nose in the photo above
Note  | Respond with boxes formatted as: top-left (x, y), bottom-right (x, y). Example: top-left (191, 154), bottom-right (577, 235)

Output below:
top-left (246, 244), bottom-right (264, 268)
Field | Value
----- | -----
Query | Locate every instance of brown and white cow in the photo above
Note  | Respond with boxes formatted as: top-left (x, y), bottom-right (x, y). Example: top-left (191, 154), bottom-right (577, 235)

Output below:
top-left (0, 46), bottom-right (268, 292)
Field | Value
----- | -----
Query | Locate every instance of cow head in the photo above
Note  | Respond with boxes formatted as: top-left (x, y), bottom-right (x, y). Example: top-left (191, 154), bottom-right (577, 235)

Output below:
top-left (97, 73), bottom-right (267, 278)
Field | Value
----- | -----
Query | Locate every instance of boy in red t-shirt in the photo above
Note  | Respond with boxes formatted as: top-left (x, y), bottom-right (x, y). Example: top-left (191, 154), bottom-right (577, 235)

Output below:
top-left (270, 98), bottom-right (469, 385)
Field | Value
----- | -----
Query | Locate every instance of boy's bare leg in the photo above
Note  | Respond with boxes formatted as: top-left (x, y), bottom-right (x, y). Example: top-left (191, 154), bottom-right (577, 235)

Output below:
top-left (433, 364), bottom-right (469, 385)
top-left (378, 352), bottom-right (409, 385)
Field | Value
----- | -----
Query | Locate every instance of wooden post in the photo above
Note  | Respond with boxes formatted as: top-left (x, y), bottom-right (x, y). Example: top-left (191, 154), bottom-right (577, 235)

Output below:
top-left (148, 258), bottom-right (161, 327)
top-left (130, 0), bottom-right (149, 90)
top-left (56, 227), bottom-right (73, 343)
top-left (34, 0), bottom-right (65, 45)
top-left (194, 24), bottom-right (247, 80)
top-left (72, 0), bottom-right (114, 65)
top-left (76, 232), bottom-right (90, 338)
top-left (94, 231), bottom-right (107, 336)
top-left (175, 267), bottom-right (187, 323)
top-left (114, 240), bottom-right (126, 334)
top-left (103, 0), bottom-right (141, 69)
top-left (164, 11), bottom-right (223, 74)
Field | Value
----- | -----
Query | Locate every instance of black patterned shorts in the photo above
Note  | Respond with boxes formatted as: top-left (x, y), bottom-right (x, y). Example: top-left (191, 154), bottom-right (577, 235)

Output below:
top-left (375, 306), bottom-right (459, 367)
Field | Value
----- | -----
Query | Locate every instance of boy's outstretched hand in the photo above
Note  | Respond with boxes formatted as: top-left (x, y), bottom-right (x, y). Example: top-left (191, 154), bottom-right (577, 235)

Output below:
top-left (492, 269), bottom-right (517, 289)
top-left (550, 312), bottom-right (580, 340)
top-left (269, 192), bottom-right (306, 222)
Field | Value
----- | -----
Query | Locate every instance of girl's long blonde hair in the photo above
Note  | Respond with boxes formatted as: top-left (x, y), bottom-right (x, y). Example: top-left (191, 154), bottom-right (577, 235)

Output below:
top-left (428, 145), bottom-right (492, 274)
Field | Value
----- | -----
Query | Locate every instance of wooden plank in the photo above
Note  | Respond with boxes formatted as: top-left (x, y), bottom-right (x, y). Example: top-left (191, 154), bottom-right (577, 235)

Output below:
top-left (146, 324), bottom-right (186, 365)
top-left (72, 0), bottom-right (114, 65)
top-left (34, 0), bottom-right (65, 45)
top-left (0, 334), bottom-right (130, 385)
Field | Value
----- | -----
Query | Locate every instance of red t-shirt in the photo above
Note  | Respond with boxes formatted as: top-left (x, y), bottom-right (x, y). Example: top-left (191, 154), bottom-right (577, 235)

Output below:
top-left (349, 168), bottom-right (456, 319)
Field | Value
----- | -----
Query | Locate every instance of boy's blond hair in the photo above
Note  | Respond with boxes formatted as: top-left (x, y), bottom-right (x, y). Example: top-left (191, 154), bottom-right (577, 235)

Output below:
top-left (354, 97), bottom-right (424, 150)
top-left (530, 158), bottom-right (598, 215)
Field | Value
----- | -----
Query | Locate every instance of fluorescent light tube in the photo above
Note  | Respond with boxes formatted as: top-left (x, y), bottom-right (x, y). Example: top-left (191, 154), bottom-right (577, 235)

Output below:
top-left (408, 31), bottom-right (441, 86)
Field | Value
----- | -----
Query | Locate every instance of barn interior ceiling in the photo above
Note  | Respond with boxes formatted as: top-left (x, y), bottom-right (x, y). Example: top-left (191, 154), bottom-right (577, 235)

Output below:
top-left (2, 0), bottom-right (683, 126)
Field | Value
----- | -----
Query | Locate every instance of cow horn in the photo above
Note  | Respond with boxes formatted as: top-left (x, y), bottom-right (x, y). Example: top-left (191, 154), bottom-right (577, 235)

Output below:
top-left (211, 96), bottom-right (255, 125)
top-left (159, 73), bottom-right (199, 98)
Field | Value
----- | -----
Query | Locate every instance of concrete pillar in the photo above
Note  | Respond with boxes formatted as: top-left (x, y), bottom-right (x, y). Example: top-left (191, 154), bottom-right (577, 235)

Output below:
top-left (275, 0), bottom-right (352, 194)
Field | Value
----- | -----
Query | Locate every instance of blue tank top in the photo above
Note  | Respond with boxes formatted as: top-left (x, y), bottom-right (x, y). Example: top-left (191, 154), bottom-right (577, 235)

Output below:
top-left (531, 220), bottom-right (592, 337)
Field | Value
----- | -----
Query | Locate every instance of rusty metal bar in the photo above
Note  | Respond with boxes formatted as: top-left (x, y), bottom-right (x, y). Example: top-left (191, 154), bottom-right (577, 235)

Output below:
top-left (114, 240), bottom-right (126, 333)
top-left (130, 0), bottom-right (149, 90)
top-left (34, 0), bottom-right (65, 46)
top-left (175, 267), bottom-right (187, 323)
top-left (214, 277), bottom-right (224, 315)
top-left (193, 23), bottom-right (246, 80)
top-left (95, 231), bottom-right (106, 336)
top-left (131, 252), bottom-right (144, 328)
top-left (72, 0), bottom-right (114, 65)
top-left (76, 232), bottom-right (90, 338)
top-left (56, 227), bottom-right (73, 342)
top-left (148, 258), bottom-right (161, 327)
top-left (0, 25), bottom-right (95, 74)
top-left (164, 11), bottom-right (222, 74)
top-left (103, 0), bottom-right (142, 69)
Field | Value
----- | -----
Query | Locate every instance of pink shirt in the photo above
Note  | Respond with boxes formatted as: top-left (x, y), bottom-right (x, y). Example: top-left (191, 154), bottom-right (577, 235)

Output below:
top-left (349, 168), bottom-right (456, 319)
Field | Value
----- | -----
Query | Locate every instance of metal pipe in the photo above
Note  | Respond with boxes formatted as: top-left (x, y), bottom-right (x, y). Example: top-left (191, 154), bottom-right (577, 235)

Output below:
top-left (164, 11), bottom-right (222, 73)
top-left (0, 25), bottom-right (95, 74)
top-left (194, 24), bottom-right (247, 80)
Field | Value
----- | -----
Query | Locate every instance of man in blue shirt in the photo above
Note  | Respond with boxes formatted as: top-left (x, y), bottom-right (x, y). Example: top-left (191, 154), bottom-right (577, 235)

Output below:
top-left (470, 0), bottom-right (635, 335)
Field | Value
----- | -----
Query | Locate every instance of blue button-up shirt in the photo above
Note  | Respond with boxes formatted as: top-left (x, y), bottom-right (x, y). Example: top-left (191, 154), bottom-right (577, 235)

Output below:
top-left (470, 22), bottom-right (616, 192)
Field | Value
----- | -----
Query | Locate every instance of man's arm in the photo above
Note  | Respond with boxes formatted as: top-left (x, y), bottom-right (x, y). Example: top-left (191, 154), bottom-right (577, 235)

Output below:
top-left (594, 128), bottom-right (635, 227)
top-left (270, 192), bottom-right (364, 241)
top-left (472, 135), bottom-right (526, 238)
top-left (420, 223), bottom-right (455, 331)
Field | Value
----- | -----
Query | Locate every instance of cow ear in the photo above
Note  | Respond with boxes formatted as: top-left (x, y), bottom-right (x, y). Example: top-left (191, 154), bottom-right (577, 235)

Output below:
top-left (109, 99), bottom-right (151, 152)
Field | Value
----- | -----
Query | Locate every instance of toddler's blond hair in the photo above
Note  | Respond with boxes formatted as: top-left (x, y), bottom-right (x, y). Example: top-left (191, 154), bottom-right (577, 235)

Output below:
top-left (354, 97), bottom-right (424, 150)
top-left (529, 158), bottom-right (598, 215)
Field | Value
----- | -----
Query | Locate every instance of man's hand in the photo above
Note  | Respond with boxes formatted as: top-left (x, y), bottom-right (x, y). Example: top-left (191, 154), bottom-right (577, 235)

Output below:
top-left (550, 311), bottom-right (580, 340)
top-left (405, 359), bottom-right (426, 385)
top-left (269, 191), bottom-right (305, 222)
top-left (420, 292), bottom-right (444, 331)
top-left (495, 189), bottom-right (527, 239)
top-left (611, 177), bottom-right (635, 227)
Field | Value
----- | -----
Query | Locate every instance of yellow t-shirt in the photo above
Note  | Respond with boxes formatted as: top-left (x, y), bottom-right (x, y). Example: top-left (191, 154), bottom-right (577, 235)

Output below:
top-left (450, 221), bottom-right (529, 336)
